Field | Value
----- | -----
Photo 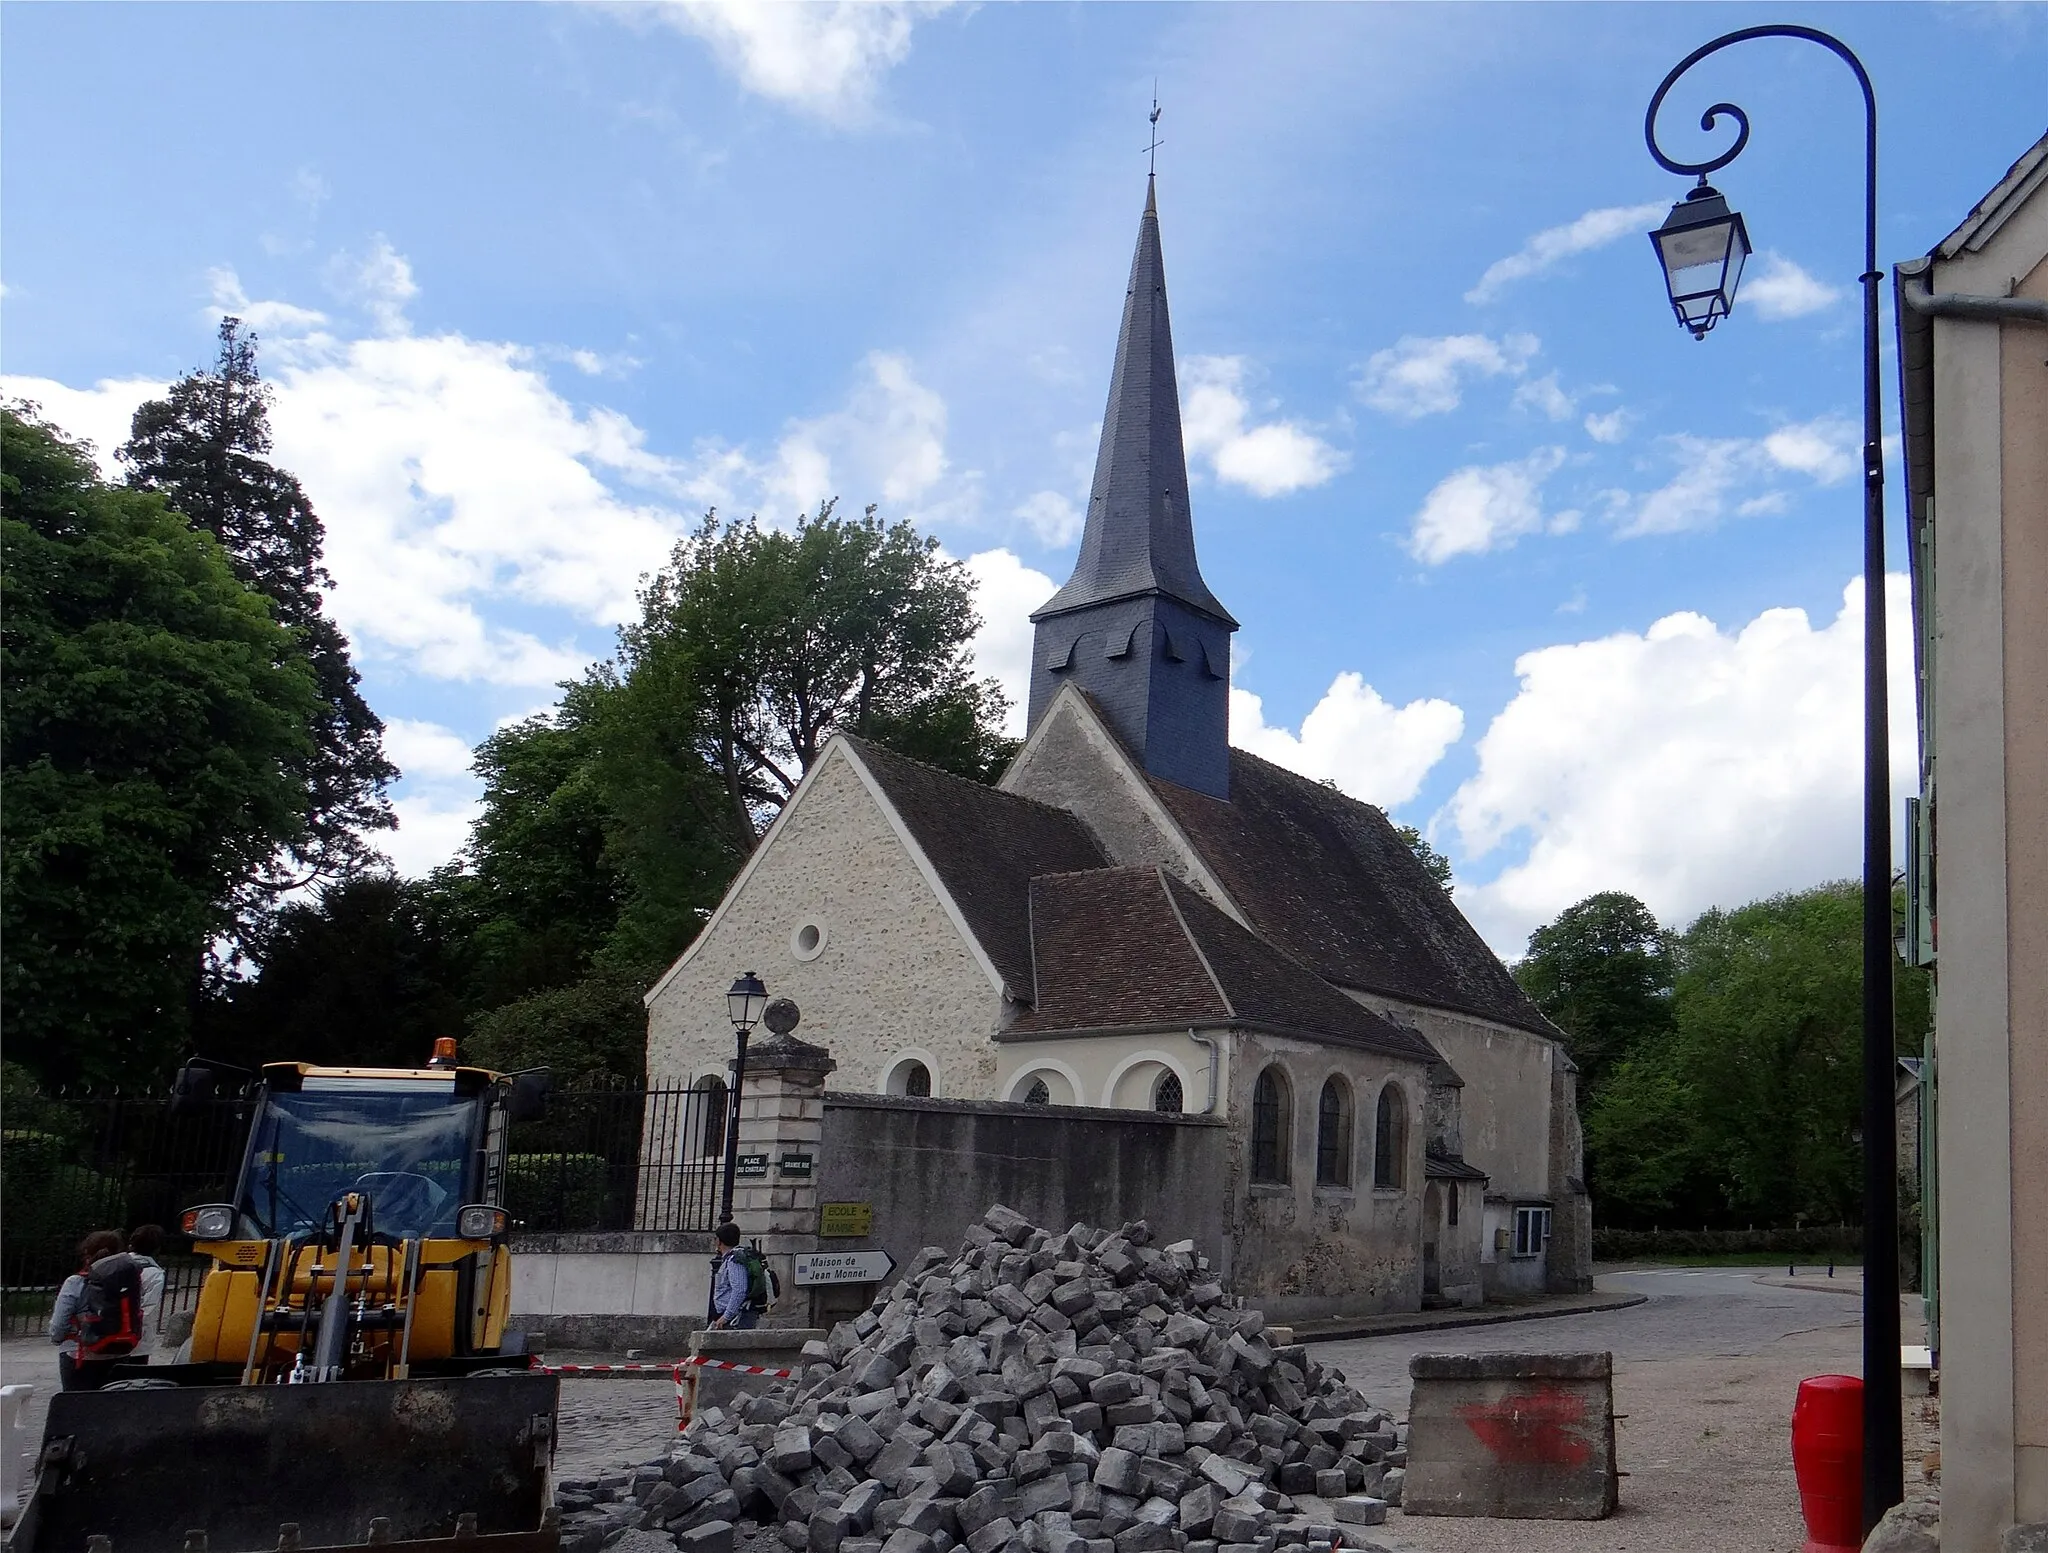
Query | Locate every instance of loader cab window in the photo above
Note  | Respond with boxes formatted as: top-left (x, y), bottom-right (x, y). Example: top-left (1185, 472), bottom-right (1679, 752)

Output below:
top-left (239, 1080), bottom-right (481, 1241)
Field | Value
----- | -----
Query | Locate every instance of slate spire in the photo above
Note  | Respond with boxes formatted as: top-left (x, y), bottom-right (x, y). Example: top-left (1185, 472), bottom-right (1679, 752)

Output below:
top-left (1032, 178), bottom-right (1236, 629)
top-left (1027, 179), bottom-right (1238, 799)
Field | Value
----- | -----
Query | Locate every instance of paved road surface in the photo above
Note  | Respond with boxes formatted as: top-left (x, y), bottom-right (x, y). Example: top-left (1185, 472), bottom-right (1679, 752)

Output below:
top-left (1311, 1268), bottom-right (1927, 1553)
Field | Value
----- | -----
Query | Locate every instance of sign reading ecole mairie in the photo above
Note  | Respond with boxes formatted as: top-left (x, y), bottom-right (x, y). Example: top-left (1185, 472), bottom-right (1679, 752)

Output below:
top-left (793, 1250), bottom-right (895, 1287)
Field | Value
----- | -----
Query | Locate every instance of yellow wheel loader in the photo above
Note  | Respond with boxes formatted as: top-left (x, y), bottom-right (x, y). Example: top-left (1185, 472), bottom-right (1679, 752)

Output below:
top-left (16, 1044), bottom-right (562, 1553)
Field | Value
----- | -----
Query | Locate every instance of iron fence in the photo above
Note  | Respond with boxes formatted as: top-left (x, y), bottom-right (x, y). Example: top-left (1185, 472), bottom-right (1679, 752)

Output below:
top-left (2, 1082), bottom-right (729, 1336)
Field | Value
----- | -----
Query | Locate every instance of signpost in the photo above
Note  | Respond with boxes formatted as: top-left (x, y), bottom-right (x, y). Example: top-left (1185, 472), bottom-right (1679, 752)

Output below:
top-left (819, 1202), bottom-right (873, 1238)
top-left (793, 1250), bottom-right (896, 1287)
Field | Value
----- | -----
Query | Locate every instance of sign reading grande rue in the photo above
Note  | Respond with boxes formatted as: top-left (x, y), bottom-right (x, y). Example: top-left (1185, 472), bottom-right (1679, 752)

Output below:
top-left (792, 1250), bottom-right (896, 1287)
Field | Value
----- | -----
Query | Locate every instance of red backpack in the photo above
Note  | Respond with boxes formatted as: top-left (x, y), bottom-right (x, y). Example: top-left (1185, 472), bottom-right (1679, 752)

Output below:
top-left (75, 1253), bottom-right (143, 1356)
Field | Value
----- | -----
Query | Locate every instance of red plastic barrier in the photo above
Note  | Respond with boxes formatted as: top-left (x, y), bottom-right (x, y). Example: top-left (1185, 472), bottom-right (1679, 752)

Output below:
top-left (1792, 1373), bottom-right (1864, 1553)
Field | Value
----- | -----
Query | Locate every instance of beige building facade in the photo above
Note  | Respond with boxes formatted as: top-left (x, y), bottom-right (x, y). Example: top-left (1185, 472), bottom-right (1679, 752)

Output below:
top-left (1898, 131), bottom-right (2048, 1548)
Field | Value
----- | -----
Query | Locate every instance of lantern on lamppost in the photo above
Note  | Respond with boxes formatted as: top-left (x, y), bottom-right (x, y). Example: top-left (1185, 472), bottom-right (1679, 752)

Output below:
top-left (717, 971), bottom-right (769, 1225)
top-left (1650, 182), bottom-right (1752, 338)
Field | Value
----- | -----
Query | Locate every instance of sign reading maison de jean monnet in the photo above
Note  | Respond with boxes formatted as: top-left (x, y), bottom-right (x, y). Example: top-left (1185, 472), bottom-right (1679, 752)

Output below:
top-left (819, 1202), bottom-right (873, 1238)
top-left (793, 1250), bottom-right (896, 1287)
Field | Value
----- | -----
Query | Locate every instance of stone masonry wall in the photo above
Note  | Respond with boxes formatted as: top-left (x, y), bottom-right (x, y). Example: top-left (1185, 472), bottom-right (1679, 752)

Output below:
top-left (1226, 1030), bottom-right (1435, 1321)
top-left (644, 744), bottom-right (1005, 1099)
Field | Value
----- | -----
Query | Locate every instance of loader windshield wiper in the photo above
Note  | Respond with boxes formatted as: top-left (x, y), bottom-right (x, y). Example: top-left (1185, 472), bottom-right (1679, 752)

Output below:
top-left (240, 1085), bottom-right (479, 1240)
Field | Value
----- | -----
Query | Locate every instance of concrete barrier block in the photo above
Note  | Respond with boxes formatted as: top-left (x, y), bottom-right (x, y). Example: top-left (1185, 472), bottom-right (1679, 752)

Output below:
top-left (1403, 1351), bottom-right (1617, 1520)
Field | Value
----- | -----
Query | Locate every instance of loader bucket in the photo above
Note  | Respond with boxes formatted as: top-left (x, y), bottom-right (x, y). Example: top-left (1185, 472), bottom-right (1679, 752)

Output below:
top-left (20, 1373), bottom-right (558, 1553)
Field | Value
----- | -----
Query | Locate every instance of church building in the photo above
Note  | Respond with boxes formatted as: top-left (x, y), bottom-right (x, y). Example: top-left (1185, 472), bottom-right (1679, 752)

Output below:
top-left (644, 178), bottom-right (1591, 1316)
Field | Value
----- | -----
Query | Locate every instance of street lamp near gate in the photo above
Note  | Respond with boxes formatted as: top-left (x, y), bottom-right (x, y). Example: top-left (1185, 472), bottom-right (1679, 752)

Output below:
top-left (1643, 25), bottom-right (1901, 1534)
top-left (717, 970), bottom-right (769, 1226)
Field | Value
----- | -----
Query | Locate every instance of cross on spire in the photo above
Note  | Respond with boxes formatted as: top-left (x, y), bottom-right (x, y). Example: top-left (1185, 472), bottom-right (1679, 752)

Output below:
top-left (1146, 90), bottom-right (1163, 178)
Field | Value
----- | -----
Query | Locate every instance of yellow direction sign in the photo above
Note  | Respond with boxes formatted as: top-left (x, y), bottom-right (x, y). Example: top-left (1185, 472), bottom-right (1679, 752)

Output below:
top-left (819, 1201), bottom-right (873, 1238)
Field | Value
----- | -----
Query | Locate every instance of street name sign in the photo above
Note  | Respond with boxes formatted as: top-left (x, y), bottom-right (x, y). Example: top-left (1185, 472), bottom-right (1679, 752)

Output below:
top-left (793, 1249), bottom-right (896, 1286)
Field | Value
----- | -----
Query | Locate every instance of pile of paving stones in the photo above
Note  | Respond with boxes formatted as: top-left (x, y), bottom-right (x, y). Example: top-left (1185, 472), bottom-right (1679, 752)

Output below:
top-left (556, 1206), bottom-right (1410, 1553)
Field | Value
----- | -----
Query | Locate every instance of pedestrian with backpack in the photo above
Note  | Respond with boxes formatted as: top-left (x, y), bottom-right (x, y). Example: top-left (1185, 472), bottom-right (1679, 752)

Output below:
top-left (47, 1229), bottom-right (144, 1390)
top-left (125, 1224), bottom-right (168, 1359)
top-left (708, 1222), bottom-right (767, 1330)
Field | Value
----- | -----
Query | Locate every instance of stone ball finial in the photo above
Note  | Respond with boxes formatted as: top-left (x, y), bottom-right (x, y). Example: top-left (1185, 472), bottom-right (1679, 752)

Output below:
top-left (763, 998), bottom-right (801, 1036)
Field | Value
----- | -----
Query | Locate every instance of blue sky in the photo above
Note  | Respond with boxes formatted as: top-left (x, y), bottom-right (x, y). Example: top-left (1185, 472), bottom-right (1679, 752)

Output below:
top-left (5, 3), bottom-right (2042, 954)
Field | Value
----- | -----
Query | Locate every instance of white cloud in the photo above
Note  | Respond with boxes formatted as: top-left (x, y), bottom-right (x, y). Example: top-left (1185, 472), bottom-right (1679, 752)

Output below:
top-left (1620, 416), bottom-right (1857, 538)
top-left (1357, 333), bottom-right (1539, 419)
top-left (2, 375), bottom-right (162, 474)
top-left (1232, 674), bottom-right (1464, 810)
top-left (567, 348), bottom-right (644, 378)
top-left (326, 236), bottom-right (419, 335)
top-left (653, 1), bottom-right (943, 125)
top-left (1583, 408), bottom-right (1631, 444)
top-left (209, 267), bottom-right (329, 334)
top-left (960, 547), bottom-right (1056, 736)
top-left (1406, 447), bottom-right (1568, 564)
top-left (1742, 253), bottom-right (1845, 321)
top-left (384, 791), bottom-right (483, 878)
top-left (383, 718), bottom-right (477, 783)
top-left (1761, 418), bottom-right (1858, 484)
top-left (1465, 202), bottom-right (1667, 304)
top-left (1180, 355), bottom-right (1344, 497)
top-left (1446, 574), bottom-right (1918, 957)
top-left (1015, 490), bottom-right (1083, 548)
top-left (764, 350), bottom-right (949, 516)
top-left (1513, 371), bottom-right (1575, 422)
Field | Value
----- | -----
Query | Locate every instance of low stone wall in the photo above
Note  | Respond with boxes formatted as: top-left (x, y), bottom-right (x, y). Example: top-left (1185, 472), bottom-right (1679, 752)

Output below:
top-left (1403, 1351), bottom-right (1618, 1520)
top-left (817, 1092), bottom-right (1230, 1291)
top-left (510, 1230), bottom-right (716, 1353)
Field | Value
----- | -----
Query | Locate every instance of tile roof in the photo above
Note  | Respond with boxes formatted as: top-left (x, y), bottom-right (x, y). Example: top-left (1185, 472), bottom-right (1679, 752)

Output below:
top-left (1146, 749), bottom-right (1558, 1038)
top-left (1012, 865), bottom-right (1439, 1064)
top-left (844, 737), bottom-right (1107, 998)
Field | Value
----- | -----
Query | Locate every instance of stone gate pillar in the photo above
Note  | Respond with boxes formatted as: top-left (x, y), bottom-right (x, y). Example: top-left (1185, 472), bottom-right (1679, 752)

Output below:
top-left (730, 1032), bottom-right (833, 1328)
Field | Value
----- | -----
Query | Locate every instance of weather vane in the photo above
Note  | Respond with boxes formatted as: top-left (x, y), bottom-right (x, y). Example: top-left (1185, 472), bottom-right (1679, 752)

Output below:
top-left (1146, 89), bottom-right (1163, 177)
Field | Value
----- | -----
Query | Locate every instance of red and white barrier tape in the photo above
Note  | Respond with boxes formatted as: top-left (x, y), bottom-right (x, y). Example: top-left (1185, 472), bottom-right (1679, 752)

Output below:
top-left (537, 1362), bottom-right (677, 1375)
top-left (676, 1356), bottom-right (795, 1377)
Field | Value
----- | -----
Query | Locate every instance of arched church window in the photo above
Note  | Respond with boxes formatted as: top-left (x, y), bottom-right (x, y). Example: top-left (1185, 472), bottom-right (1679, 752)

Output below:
top-left (1316, 1078), bottom-right (1353, 1187)
top-left (902, 1062), bottom-right (931, 1098)
top-left (1374, 1083), bottom-right (1408, 1189)
top-left (1153, 1071), bottom-right (1183, 1114)
top-left (1251, 1066), bottom-right (1290, 1183)
top-left (1024, 1077), bottom-right (1051, 1106)
top-left (693, 1076), bottom-right (728, 1159)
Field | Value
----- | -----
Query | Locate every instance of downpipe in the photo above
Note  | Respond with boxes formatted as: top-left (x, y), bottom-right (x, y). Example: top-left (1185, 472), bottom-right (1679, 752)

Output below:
top-left (1189, 1029), bottom-right (1221, 1115)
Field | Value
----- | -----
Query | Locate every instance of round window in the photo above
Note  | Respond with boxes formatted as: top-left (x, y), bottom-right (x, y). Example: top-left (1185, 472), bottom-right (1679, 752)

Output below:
top-left (790, 921), bottom-right (826, 961)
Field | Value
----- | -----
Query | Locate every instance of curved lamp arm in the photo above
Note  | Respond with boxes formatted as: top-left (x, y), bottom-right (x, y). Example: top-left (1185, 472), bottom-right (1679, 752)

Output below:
top-left (1644, 24), bottom-right (1877, 276)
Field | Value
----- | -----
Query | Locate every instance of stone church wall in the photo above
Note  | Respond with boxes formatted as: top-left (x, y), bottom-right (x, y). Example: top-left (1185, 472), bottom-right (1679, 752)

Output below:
top-left (1225, 1029), bottom-right (1434, 1321)
top-left (1001, 694), bottom-right (1222, 900)
top-left (643, 747), bottom-right (1004, 1098)
top-left (816, 1092), bottom-right (1229, 1288)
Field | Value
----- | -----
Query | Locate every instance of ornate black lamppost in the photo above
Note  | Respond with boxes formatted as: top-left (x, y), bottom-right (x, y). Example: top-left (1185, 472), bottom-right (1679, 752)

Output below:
top-left (717, 970), bottom-right (769, 1225)
top-left (1645, 26), bottom-right (1900, 1531)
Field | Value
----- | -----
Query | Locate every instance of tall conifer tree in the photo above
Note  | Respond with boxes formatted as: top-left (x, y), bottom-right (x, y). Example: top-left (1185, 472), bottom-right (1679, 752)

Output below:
top-left (122, 319), bottom-right (395, 894)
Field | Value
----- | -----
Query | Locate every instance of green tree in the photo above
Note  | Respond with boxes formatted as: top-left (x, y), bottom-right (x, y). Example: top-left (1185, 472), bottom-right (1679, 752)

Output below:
top-left (121, 319), bottom-right (396, 891)
top-left (191, 875), bottom-right (471, 1072)
top-left (1581, 880), bottom-right (1935, 1230)
top-left (1394, 824), bottom-right (1454, 894)
top-left (1514, 891), bottom-right (1674, 1094)
top-left (636, 503), bottom-right (1014, 841)
top-left (2, 405), bottom-right (320, 1089)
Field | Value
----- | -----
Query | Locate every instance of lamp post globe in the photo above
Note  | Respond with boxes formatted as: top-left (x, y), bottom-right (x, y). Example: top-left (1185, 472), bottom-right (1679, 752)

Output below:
top-left (1650, 183), bottom-right (1752, 338)
top-left (727, 971), bottom-right (769, 1034)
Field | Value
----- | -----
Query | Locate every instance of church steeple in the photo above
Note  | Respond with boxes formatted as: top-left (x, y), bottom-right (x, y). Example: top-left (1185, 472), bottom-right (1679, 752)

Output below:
top-left (1027, 178), bottom-right (1238, 800)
